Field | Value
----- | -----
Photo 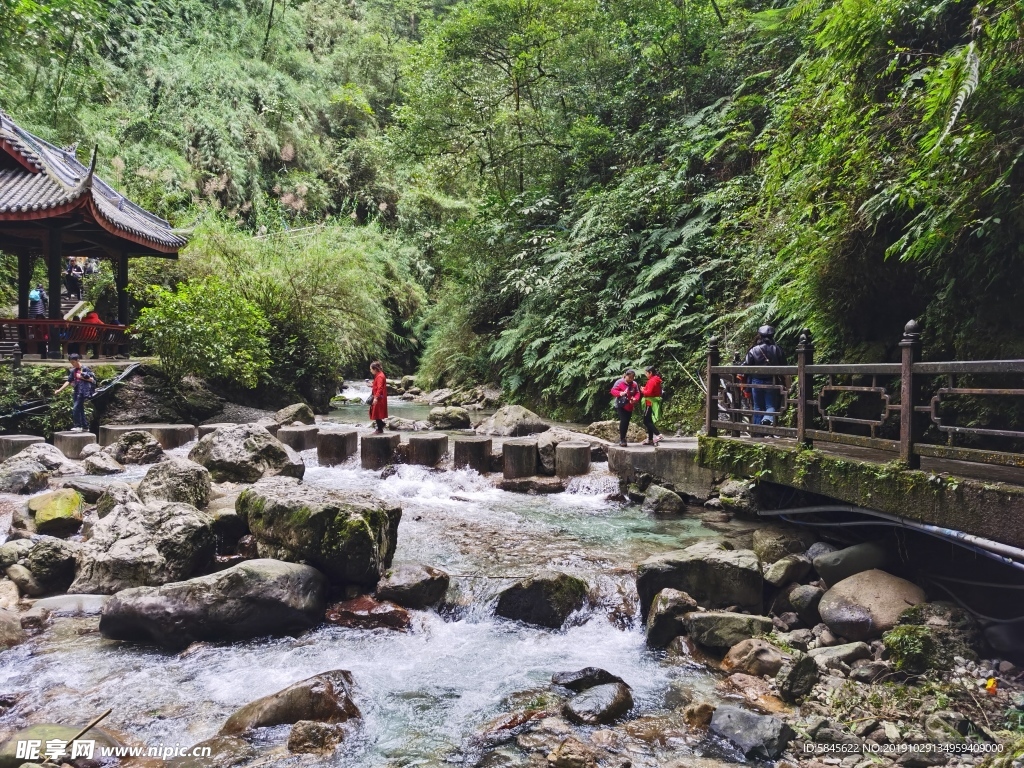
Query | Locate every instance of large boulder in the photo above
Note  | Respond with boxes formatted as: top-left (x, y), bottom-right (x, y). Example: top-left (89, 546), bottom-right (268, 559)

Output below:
top-left (683, 611), bottom-right (774, 650)
top-left (325, 596), bottom-right (411, 630)
top-left (710, 705), bottom-right (795, 760)
top-left (189, 424), bottom-right (305, 483)
top-left (103, 430), bottom-right (165, 464)
top-left (220, 670), bottom-right (359, 735)
top-left (636, 540), bottom-right (762, 619)
top-left (19, 443), bottom-right (80, 475)
top-left (69, 501), bottom-right (215, 594)
top-left (722, 638), bottom-right (790, 677)
top-left (428, 407), bottom-right (472, 430)
top-left (494, 571), bottom-right (588, 629)
top-left (99, 559), bottom-right (328, 649)
top-left (886, 602), bottom-right (984, 670)
top-left (275, 403), bottom-right (316, 425)
top-left (818, 569), bottom-right (926, 642)
top-left (645, 588), bottom-right (698, 648)
top-left (28, 488), bottom-right (84, 537)
top-left (813, 541), bottom-right (888, 585)
top-left (534, 428), bottom-right (605, 475)
top-left (137, 458), bottom-right (212, 508)
top-left (24, 537), bottom-right (78, 594)
top-left (563, 683), bottom-right (633, 726)
top-left (763, 554), bottom-right (811, 587)
top-left (0, 454), bottom-right (48, 494)
top-left (475, 405), bottom-right (550, 437)
top-left (84, 451), bottom-right (123, 475)
top-left (375, 563), bottom-right (450, 609)
top-left (96, 482), bottom-right (141, 517)
top-left (237, 477), bottom-right (401, 587)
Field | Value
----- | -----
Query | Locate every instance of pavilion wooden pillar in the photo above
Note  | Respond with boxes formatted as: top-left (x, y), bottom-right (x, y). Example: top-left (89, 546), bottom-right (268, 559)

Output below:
top-left (116, 251), bottom-right (130, 356)
top-left (47, 227), bottom-right (63, 358)
top-left (16, 249), bottom-right (31, 320)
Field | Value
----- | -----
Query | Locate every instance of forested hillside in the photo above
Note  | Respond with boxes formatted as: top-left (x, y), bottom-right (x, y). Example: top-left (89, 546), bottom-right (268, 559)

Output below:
top-left (2, 0), bottom-right (1021, 423)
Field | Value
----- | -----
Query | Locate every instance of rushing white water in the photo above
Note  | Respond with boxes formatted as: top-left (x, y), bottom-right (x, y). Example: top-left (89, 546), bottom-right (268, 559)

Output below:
top-left (0, 448), bottom-right (728, 766)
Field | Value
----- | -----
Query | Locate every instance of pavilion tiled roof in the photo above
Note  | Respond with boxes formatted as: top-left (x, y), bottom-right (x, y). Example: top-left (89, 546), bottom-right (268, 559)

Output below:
top-left (0, 110), bottom-right (186, 252)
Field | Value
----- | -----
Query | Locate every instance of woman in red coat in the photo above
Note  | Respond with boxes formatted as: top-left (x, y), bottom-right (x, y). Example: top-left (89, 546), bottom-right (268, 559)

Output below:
top-left (369, 361), bottom-right (388, 433)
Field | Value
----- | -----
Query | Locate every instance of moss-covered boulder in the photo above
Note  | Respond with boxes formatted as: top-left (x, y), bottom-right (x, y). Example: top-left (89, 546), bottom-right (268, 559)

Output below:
top-left (28, 489), bottom-right (84, 537)
top-left (103, 430), bottom-right (164, 464)
top-left (275, 403), bottom-right (316, 425)
top-left (137, 458), bottom-right (212, 508)
top-left (237, 477), bottom-right (401, 587)
top-left (882, 602), bottom-right (983, 673)
top-left (494, 571), bottom-right (588, 629)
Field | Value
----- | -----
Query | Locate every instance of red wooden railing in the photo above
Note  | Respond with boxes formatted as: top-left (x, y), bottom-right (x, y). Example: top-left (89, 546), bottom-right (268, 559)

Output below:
top-left (0, 319), bottom-right (130, 360)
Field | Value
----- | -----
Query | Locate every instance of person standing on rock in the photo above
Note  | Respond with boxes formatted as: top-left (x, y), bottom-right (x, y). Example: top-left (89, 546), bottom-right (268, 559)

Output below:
top-left (610, 369), bottom-right (642, 447)
top-left (640, 366), bottom-right (663, 445)
top-left (742, 325), bottom-right (786, 426)
top-left (369, 360), bottom-right (389, 434)
top-left (54, 353), bottom-right (97, 432)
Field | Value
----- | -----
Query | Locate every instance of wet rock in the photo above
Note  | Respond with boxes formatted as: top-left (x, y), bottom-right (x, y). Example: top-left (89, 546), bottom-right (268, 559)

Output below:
top-left (27, 489), bottom-right (84, 537)
top-left (0, 580), bottom-right (17, 610)
top-left (642, 484), bottom-right (685, 515)
top-left (790, 584), bottom-right (825, 627)
top-left (428, 406), bottom-right (472, 430)
top-left (719, 672), bottom-right (789, 714)
top-left (535, 429), bottom-right (603, 475)
top-left (683, 611), bottom-right (774, 650)
top-left (0, 724), bottom-right (120, 767)
top-left (24, 537), bottom-right (77, 594)
top-left (137, 458), bottom-right (212, 508)
top-left (288, 720), bottom-right (345, 754)
top-left (722, 638), bottom-right (790, 677)
top-left (237, 476), bottom-right (401, 587)
top-left (777, 628), bottom-right (813, 652)
top-left (475, 405), bottom-right (550, 437)
top-left (498, 476), bottom-right (566, 494)
top-left (776, 653), bottom-right (819, 702)
top-left (551, 668), bottom-right (624, 692)
top-left (5, 564), bottom-right (43, 597)
top-left (495, 571), bottom-right (588, 629)
top-left (752, 526), bottom-right (818, 564)
top-left (189, 423), bottom-right (305, 483)
top-left (813, 541), bottom-right (888, 585)
top-left (325, 596), bottom-right (411, 630)
top-left (764, 554), bottom-right (811, 587)
top-left (563, 682), bottom-right (633, 725)
top-left (547, 737), bottom-right (599, 768)
top-left (103, 430), bottom-right (165, 464)
top-left (100, 559), bottom-right (328, 649)
top-left (375, 563), bottom-right (450, 609)
top-left (0, 454), bottom-right (48, 494)
top-left (0, 608), bottom-right (26, 648)
top-left (637, 540), bottom-right (762, 619)
top-left (684, 701), bottom-right (716, 729)
top-left (220, 669), bottom-right (360, 735)
top-left (165, 735), bottom-right (258, 768)
top-left (60, 476), bottom-right (109, 503)
top-left (805, 541), bottom-right (837, 561)
top-left (275, 403), bottom-right (316, 425)
top-left (717, 478), bottom-right (757, 516)
top-left (808, 641), bottom-right (873, 671)
top-left (710, 705), bottom-right (795, 760)
top-left (645, 588), bottom-right (698, 648)
top-left (95, 481), bottom-right (141, 518)
top-left (818, 570), bottom-right (926, 641)
top-left (69, 500), bottom-right (215, 594)
top-left (84, 451), bottom-right (124, 475)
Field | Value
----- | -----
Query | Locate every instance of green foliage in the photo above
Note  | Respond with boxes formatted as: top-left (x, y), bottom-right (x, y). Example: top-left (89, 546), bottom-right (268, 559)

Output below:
top-left (0, 365), bottom-right (74, 436)
top-left (133, 277), bottom-right (272, 388)
top-left (882, 624), bottom-right (936, 673)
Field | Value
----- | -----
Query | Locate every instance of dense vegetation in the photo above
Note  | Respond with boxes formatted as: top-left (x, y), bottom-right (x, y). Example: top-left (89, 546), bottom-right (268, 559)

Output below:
top-left (1, 0), bottom-right (1021, 423)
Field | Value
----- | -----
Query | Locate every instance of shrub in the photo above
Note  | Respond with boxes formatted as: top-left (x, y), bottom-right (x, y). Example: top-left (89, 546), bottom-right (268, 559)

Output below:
top-left (133, 277), bottom-right (271, 388)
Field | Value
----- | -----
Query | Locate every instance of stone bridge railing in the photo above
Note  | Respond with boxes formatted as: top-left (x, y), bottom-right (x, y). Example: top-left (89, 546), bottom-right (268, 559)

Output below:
top-left (705, 320), bottom-right (1024, 470)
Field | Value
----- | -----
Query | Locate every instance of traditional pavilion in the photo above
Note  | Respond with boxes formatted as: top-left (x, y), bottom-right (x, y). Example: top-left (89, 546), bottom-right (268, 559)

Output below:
top-left (0, 110), bottom-right (186, 358)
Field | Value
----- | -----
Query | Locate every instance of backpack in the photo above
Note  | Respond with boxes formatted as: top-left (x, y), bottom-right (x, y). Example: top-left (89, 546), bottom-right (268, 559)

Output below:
top-left (29, 289), bottom-right (40, 302)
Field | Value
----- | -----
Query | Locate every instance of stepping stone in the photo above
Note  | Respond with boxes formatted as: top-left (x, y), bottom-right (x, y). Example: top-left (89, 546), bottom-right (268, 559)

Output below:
top-left (277, 425), bottom-right (319, 452)
top-left (361, 433), bottom-right (400, 470)
top-left (317, 430), bottom-right (358, 466)
top-left (407, 433), bottom-right (448, 467)
top-left (503, 438), bottom-right (539, 479)
top-left (0, 435), bottom-right (44, 460)
top-left (453, 436), bottom-right (492, 474)
top-left (53, 430), bottom-right (97, 459)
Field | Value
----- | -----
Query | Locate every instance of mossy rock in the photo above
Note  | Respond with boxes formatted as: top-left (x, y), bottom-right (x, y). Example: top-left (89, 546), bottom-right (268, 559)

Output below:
top-left (495, 571), bottom-right (588, 629)
top-left (28, 489), bottom-right (84, 537)
top-left (884, 602), bottom-right (982, 672)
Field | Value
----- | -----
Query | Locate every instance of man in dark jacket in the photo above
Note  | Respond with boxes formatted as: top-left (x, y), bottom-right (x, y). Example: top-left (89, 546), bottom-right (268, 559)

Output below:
top-left (743, 325), bottom-right (786, 426)
top-left (54, 353), bottom-right (97, 432)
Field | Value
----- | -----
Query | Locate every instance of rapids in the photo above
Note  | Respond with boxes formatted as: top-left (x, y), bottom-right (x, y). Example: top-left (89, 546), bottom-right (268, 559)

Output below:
top-left (0, 419), bottom-right (741, 767)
